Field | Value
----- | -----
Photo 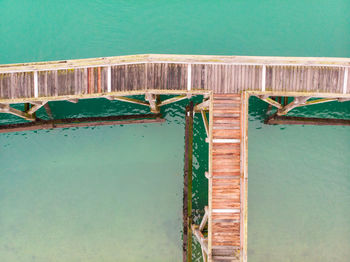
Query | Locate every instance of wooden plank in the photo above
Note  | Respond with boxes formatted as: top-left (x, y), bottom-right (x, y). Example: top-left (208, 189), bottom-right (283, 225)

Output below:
top-left (158, 95), bottom-right (187, 106)
top-left (43, 102), bottom-right (53, 119)
top-left (212, 139), bottom-right (240, 143)
top-left (213, 129), bottom-right (240, 139)
top-left (27, 101), bottom-right (47, 114)
top-left (201, 110), bottom-right (209, 137)
top-left (261, 65), bottom-right (266, 91)
top-left (107, 96), bottom-right (149, 106)
top-left (199, 206), bottom-right (209, 232)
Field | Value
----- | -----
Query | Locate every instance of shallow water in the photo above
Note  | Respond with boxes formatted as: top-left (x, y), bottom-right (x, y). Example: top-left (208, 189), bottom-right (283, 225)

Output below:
top-left (0, 0), bottom-right (350, 261)
top-left (248, 97), bottom-right (350, 262)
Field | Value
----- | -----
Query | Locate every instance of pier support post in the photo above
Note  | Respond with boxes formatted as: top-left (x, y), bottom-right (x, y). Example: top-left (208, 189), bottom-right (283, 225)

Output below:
top-left (145, 93), bottom-right (160, 113)
top-left (277, 96), bottom-right (311, 115)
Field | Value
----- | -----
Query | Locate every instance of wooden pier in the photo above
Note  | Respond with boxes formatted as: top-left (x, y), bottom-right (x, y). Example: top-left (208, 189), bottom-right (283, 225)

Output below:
top-left (1, 54), bottom-right (350, 262)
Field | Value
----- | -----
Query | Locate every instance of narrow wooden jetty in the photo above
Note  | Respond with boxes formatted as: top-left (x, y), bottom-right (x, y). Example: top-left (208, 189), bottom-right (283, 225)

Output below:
top-left (210, 94), bottom-right (242, 261)
top-left (193, 93), bottom-right (248, 262)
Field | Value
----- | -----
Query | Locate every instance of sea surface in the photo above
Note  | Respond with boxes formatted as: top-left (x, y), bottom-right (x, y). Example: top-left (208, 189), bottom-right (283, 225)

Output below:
top-left (0, 0), bottom-right (350, 261)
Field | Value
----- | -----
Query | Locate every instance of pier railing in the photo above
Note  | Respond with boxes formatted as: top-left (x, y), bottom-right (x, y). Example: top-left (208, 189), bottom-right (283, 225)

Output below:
top-left (1, 54), bottom-right (350, 103)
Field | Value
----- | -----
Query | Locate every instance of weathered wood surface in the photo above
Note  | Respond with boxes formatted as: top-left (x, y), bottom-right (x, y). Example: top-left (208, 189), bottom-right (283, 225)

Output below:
top-left (1, 54), bottom-right (350, 102)
top-left (0, 114), bottom-right (164, 133)
top-left (209, 94), bottom-right (243, 261)
top-left (183, 102), bottom-right (194, 262)
top-left (266, 115), bottom-right (350, 126)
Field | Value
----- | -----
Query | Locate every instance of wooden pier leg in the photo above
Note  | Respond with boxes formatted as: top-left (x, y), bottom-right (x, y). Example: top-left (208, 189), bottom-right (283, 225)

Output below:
top-left (277, 96), bottom-right (282, 105)
top-left (31, 104), bottom-right (37, 120)
top-left (24, 103), bottom-right (30, 112)
top-left (145, 93), bottom-right (160, 113)
top-left (183, 101), bottom-right (194, 262)
top-left (24, 103), bottom-right (37, 120)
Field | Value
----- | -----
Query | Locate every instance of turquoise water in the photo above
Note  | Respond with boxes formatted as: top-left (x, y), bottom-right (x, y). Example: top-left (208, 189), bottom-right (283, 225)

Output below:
top-left (1, 0), bottom-right (350, 261)
top-left (0, 98), bottom-right (208, 261)
top-left (248, 98), bottom-right (350, 262)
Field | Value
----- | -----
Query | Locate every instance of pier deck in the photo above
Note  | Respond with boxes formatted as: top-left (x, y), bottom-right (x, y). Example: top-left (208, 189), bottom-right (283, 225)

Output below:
top-left (210, 94), bottom-right (243, 261)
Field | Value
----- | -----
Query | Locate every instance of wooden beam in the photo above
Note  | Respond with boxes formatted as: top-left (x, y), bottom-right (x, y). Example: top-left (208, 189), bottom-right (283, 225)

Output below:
top-left (0, 104), bottom-right (35, 121)
top-left (277, 96), bottom-right (311, 115)
top-left (24, 103), bottom-right (30, 111)
top-left (145, 93), bottom-right (160, 113)
top-left (44, 102), bottom-right (53, 119)
top-left (67, 98), bottom-right (79, 103)
top-left (0, 114), bottom-right (164, 133)
top-left (29, 101), bottom-right (42, 106)
top-left (201, 110), bottom-right (209, 137)
top-left (338, 98), bottom-right (350, 102)
top-left (194, 99), bottom-right (210, 112)
top-left (303, 98), bottom-right (337, 106)
top-left (189, 206), bottom-right (212, 261)
top-left (266, 115), bottom-right (350, 126)
top-left (201, 247), bottom-right (208, 262)
top-left (241, 92), bottom-right (249, 262)
top-left (27, 101), bottom-right (47, 115)
top-left (199, 206), bottom-right (209, 232)
top-left (158, 95), bottom-right (187, 107)
top-left (192, 225), bottom-right (208, 254)
top-left (257, 95), bottom-right (282, 109)
top-left (106, 96), bottom-right (149, 106)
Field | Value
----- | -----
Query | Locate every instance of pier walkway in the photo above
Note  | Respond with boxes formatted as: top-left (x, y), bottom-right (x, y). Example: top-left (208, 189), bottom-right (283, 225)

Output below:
top-left (211, 94), bottom-right (242, 261)
top-left (194, 93), bottom-right (247, 261)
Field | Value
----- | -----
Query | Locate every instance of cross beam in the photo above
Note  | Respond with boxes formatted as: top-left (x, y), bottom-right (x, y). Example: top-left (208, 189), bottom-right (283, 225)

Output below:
top-left (67, 98), bottom-right (79, 103)
top-left (158, 95), bottom-right (187, 107)
top-left (277, 96), bottom-right (311, 115)
top-left (105, 95), bottom-right (149, 106)
top-left (0, 104), bottom-right (35, 121)
top-left (192, 206), bottom-right (209, 262)
top-left (194, 99), bottom-right (210, 112)
top-left (201, 110), bottom-right (209, 137)
top-left (257, 95), bottom-right (282, 109)
top-left (27, 101), bottom-right (47, 115)
top-left (257, 95), bottom-right (349, 116)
